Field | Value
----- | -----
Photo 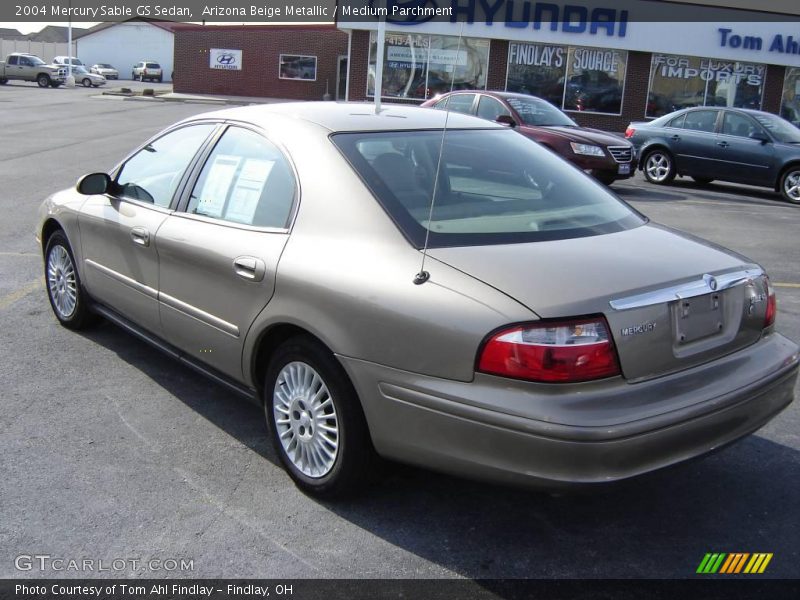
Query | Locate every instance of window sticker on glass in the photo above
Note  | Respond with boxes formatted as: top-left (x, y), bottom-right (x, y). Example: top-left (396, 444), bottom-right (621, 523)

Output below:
top-left (225, 159), bottom-right (274, 224)
top-left (197, 155), bottom-right (241, 218)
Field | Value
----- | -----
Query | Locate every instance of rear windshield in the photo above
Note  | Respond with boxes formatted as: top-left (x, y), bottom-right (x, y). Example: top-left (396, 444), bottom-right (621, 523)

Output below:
top-left (146, 63), bottom-right (161, 69)
top-left (332, 129), bottom-right (644, 248)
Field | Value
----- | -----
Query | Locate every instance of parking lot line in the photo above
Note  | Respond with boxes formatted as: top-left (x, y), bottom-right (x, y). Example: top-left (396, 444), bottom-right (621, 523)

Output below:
top-left (774, 283), bottom-right (800, 288)
top-left (0, 279), bottom-right (42, 310)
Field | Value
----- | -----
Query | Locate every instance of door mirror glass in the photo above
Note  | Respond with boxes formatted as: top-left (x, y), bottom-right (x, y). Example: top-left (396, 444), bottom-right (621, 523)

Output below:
top-left (496, 114), bottom-right (517, 128)
top-left (76, 172), bottom-right (112, 195)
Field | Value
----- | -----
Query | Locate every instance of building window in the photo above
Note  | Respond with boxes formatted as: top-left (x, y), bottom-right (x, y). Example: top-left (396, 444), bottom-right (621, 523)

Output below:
top-left (367, 31), bottom-right (489, 100)
top-left (780, 67), bottom-right (800, 127)
top-left (505, 43), bottom-right (627, 115)
top-left (505, 43), bottom-right (567, 108)
top-left (279, 55), bottom-right (317, 81)
top-left (647, 54), bottom-right (765, 118)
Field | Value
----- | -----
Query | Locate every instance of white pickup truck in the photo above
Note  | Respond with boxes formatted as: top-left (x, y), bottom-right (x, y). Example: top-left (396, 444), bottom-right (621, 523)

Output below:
top-left (0, 53), bottom-right (67, 87)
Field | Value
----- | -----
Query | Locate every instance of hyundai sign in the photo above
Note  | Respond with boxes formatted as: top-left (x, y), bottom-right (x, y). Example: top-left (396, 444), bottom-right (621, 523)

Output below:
top-left (210, 48), bottom-right (243, 71)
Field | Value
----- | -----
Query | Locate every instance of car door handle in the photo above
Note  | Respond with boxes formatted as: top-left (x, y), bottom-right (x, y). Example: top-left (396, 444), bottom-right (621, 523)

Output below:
top-left (233, 256), bottom-right (266, 282)
top-left (670, 135), bottom-right (681, 141)
top-left (717, 141), bottom-right (729, 148)
top-left (130, 227), bottom-right (150, 247)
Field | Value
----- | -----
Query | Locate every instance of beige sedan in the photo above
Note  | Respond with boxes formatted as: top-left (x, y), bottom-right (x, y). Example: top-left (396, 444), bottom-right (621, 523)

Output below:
top-left (37, 103), bottom-right (798, 497)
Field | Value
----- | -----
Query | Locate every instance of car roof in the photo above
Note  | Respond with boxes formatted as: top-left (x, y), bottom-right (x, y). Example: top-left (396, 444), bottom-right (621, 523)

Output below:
top-left (433, 90), bottom-right (549, 102)
top-left (678, 106), bottom-right (772, 118)
top-left (193, 102), bottom-right (507, 133)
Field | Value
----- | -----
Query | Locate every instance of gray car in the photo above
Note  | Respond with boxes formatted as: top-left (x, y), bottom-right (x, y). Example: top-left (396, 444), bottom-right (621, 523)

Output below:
top-left (626, 107), bottom-right (800, 204)
top-left (36, 103), bottom-right (799, 497)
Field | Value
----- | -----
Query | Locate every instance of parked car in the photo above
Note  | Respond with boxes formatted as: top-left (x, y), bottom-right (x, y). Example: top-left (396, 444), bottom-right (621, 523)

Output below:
top-left (0, 53), bottom-right (66, 87)
top-left (70, 65), bottom-right (106, 88)
top-left (52, 56), bottom-right (84, 67)
top-left (90, 63), bottom-right (119, 79)
top-left (626, 107), bottom-right (800, 204)
top-left (37, 103), bottom-right (798, 497)
top-left (132, 61), bottom-right (163, 82)
top-left (423, 91), bottom-right (636, 185)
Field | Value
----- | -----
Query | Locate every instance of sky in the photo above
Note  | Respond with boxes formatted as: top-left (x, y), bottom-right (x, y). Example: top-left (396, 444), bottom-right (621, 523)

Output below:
top-left (0, 22), bottom-right (97, 34)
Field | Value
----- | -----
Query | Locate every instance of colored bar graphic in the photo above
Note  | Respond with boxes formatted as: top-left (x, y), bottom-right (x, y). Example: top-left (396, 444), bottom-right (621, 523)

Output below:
top-left (698, 552), bottom-right (772, 574)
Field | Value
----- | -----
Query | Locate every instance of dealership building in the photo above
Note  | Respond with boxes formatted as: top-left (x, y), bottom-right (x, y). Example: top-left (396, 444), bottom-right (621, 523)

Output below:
top-left (173, 1), bottom-right (800, 130)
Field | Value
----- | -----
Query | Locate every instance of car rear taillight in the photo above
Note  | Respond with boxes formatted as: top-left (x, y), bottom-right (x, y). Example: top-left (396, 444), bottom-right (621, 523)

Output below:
top-left (764, 276), bottom-right (776, 328)
top-left (624, 127), bottom-right (635, 139)
top-left (478, 317), bottom-right (621, 383)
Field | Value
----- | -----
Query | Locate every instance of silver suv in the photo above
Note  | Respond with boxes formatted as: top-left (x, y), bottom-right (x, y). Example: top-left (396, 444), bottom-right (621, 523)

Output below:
top-left (132, 61), bottom-right (162, 82)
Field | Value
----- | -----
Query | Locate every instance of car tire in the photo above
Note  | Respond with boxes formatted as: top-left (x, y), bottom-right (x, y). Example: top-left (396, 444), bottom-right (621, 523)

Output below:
top-left (0, 77), bottom-right (8, 85)
top-left (157, 76), bottom-right (163, 83)
top-left (779, 167), bottom-right (800, 204)
top-left (264, 335), bottom-right (376, 498)
top-left (82, 78), bottom-right (92, 88)
top-left (691, 176), bottom-right (714, 185)
top-left (44, 231), bottom-right (96, 330)
top-left (37, 74), bottom-right (50, 88)
top-left (642, 149), bottom-right (676, 184)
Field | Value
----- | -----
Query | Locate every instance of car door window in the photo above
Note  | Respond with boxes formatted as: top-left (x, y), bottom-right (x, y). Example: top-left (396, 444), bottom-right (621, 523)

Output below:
top-left (721, 112), bottom-right (758, 138)
top-left (444, 94), bottom-right (476, 115)
top-left (115, 124), bottom-right (216, 208)
top-left (477, 96), bottom-right (511, 121)
top-left (667, 114), bottom-right (686, 129)
top-left (187, 127), bottom-right (296, 229)
top-left (683, 110), bottom-right (718, 133)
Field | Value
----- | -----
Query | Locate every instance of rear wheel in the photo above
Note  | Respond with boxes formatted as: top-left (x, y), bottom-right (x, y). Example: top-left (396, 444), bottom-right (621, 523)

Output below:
top-left (779, 167), bottom-right (800, 204)
top-left (44, 231), bottom-right (96, 330)
top-left (37, 74), bottom-right (50, 88)
top-left (643, 149), bottom-right (676, 184)
top-left (264, 335), bottom-right (375, 498)
top-left (691, 176), bottom-right (714, 185)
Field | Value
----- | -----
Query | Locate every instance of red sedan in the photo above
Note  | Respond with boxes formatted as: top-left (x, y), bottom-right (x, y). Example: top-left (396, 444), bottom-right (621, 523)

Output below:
top-left (422, 91), bottom-right (636, 185)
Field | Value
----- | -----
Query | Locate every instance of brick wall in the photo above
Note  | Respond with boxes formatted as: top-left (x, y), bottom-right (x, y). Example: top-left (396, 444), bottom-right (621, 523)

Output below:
top-left (347, 29), bottom-right (370, 102)
top-left (174, 25), bottom-right (347, 100)
top-left (762, 64), bottom-right (786, 115)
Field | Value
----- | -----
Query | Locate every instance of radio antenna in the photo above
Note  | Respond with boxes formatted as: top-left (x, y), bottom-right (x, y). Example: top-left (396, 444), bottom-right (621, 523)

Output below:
top-left (414, 20), bottom-right (466, 285)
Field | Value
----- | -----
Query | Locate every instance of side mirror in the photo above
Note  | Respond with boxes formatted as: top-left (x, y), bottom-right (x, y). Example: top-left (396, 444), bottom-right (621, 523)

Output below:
top-left (76, 172), bottom-right (112, 195)
top-left (496, 114), bottom-right (517, 128)
top-left (748, 132), bottom-right (770, 144)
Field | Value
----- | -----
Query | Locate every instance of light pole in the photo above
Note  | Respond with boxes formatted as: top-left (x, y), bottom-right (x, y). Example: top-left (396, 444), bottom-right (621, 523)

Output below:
top-left (65, 0), bottom-right (75, 87)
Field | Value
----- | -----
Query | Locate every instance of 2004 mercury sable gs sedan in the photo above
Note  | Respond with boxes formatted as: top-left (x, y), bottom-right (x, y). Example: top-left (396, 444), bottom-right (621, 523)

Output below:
top-left (37, 103), bottom-right (799, 497)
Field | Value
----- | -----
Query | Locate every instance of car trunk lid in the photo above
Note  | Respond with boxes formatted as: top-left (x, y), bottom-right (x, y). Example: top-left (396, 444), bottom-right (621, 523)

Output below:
top-left (428, 224), bottom-right (769, 381)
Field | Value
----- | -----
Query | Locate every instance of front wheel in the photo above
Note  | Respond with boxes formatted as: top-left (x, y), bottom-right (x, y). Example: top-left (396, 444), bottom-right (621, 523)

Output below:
top-left (779, 167), bottom-right (800, 204)
top-left (264, 335), bottom-right (375, 498)
top-left (643, 149), bottom-right (676, 184)
top-left (44, 231), bottom-right (96, 330)
top-left (82, 78), bottom-right (92, 87)
top-left (37, 74), bottom-right (50, 88)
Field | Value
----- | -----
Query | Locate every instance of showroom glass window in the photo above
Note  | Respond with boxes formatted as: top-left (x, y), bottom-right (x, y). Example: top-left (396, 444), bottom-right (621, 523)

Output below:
top-left (780, 67), bottom-right (800, 127)
top-left (279, 55), bottom-right (317, 81)
top-left (367, 31), bottom-right (489, 100)
top-left (505, 43), bottom-right (626, 114)
top-left (116, 124), bottom-right (216, 208)
top-left (647, 53), bottom-right (765, 118)
top-left (187, 127), bottom-right (296, 229)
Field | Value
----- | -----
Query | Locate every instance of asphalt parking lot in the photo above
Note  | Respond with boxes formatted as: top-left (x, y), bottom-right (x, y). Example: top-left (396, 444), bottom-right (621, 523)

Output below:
top-left (1, 82), bottom-right (798, 581)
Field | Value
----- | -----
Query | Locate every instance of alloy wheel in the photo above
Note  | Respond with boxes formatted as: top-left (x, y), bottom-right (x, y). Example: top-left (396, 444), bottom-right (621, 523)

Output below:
top-left (645, 152), bottom-right (672, 183)
top-left (273, 361), bottom-right (339, 478)
top-left (783, 170), bottom-right (800, 203)
top-left (47, 244), bottom-right (77, 319)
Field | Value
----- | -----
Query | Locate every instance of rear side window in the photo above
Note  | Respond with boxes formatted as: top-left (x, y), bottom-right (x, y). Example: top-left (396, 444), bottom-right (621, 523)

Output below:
top-left (186, 127), bottom-right (296, 228)
top-left (667, 114), bottom-right (686, 129)
top-left (442, 94), bottom-right (476, 115)
top-left (332, 129), bottom-right (644, 248)
top-left (683, 110), bottom-right (718, 133)
top-left (116, 124), bottom-right (216, 207)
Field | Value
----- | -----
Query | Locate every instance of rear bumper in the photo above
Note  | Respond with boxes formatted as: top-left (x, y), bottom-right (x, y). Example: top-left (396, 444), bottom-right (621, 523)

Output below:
top-left (340, 333), bottom-right (798, 488)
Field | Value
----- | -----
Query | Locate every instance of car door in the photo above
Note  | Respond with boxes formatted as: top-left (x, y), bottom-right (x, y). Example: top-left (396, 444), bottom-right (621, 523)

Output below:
top-left (155, 125), bottom-right (296, 380)
top-left (714, 111), bottom-right (777, 185)
top-left (78, 123), bottom-right (218, 334)
top-left (671, 109), bottom-right (721, 176)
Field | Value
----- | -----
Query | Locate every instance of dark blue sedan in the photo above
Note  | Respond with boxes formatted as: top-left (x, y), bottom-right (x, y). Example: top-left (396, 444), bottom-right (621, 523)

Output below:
top-left (625, 107), bottom-right (800, 204)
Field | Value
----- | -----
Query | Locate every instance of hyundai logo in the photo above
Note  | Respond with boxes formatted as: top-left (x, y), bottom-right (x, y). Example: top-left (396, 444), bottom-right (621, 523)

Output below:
top-left (217, 54), bottom-right (236, 65)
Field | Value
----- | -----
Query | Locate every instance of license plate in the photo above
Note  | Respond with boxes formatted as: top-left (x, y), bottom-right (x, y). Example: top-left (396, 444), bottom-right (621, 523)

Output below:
top-left (672, 292), bottom-right (724, 344)
top-left (618, 163), bottom-right (631, 175)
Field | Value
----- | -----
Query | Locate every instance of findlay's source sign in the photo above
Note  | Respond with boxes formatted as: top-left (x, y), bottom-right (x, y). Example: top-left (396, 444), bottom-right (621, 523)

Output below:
top-left (210, 48), bottom-right (242, 71)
